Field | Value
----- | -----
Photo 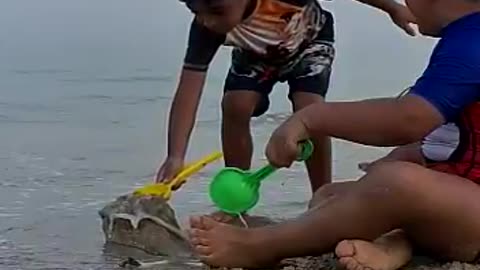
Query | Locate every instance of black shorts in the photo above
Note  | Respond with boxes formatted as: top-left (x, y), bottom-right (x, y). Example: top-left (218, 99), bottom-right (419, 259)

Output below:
top-left (223, 10), bottom-right (335, 117)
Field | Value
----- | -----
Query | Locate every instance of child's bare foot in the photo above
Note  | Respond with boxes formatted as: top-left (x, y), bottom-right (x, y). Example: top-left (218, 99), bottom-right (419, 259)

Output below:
top-left (188, 215), bottom-right (277, 268)
top-left (208, 211), bottom-right (235, 223)
top-left (208, 210), bottom-right (251, 224)
top-left (335, 230), bottom-right (412, 270)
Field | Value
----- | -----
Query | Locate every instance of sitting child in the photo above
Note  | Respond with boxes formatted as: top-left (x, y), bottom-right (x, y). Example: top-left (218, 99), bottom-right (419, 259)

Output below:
top-left (187, 0), bottom-right (480, 269)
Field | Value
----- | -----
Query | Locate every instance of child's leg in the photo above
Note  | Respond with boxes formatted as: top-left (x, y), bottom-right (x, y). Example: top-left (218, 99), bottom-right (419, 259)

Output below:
top-left (211, 50), bottom-right (277, 222)
top-left (291, 92), bottom-right (332, 192)
top-left (189, 161), bottom-right (480, 268)
top-left (211, 91), bottom-right (263, 222)
top-left (287, 42), bottom-right (335, 192)
top-left (358, 143), bottom-right (426, 172)
top-left (221, 50), bottom-right (276, 171)
top-left (221, 90), bottom-right (262, 171)
top-left (286, 12), bottom-right (335, 193)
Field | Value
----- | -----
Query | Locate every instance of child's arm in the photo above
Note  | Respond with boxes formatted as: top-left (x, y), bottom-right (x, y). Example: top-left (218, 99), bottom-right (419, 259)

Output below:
top-left (266, 38), bottom-right (480, 168)
top-left (265, 95), bottom-right (443, 168)
top-left (355, 0), bottom-right (402, 13)
top-left (156, 19), bottom-right (226, 182)
top-left (354, 0), bottom-right (417, 36)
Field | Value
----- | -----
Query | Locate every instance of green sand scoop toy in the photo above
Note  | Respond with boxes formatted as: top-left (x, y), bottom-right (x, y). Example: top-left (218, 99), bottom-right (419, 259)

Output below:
top-left (209, 140), bottom-right (314, 214)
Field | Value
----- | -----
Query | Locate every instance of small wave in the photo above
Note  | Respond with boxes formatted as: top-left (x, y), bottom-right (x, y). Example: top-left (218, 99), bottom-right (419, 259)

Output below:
top-left (62, 75), bottom-right (172, 84)
top-left (77, 200), bottom-right (110, 209)
top-left (76, 94), bottom-right (113, 100)
top-left (97, 75), bottom-right (172, 83)
top-left (100, 169), bottom-right (125, 175)
top-left (273, 200), bottom-right (309, 208)
top-left (73, 95), bottom-right (170, 105)
top-left (197, 118), bottom-right (220, 126)
top-left (0, 118), bottom-right (64, 124)
top-left (1, 102), bottom-right (68, 115)
top-left (251, 112), bottom-right (291, 126)
top-left (0, 182), bottom-right (21, 188)
top-left (0, 213), bottom-right (22, 218)
top-left (19, 192), bottom-right (30, 198)
top-left (122, 96), bottom-right (171, 105)
top-left (11, 69), bottom-right (73, 75)
top-left (70, 156), bottom-right (87, 161)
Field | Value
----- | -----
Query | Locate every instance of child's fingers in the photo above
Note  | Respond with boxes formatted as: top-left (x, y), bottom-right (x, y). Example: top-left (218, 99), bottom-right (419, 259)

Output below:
top-left (154, 166), bottom-right (171, 183)
top-left (154, 168), bottom-right (164, 183)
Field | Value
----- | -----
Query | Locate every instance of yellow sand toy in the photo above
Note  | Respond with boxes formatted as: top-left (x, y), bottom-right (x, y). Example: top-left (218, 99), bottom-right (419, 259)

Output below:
top-left (133, 151), bottom-right (223, 200)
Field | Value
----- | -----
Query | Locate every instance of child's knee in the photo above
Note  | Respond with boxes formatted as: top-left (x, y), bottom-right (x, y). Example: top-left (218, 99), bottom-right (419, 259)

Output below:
top-left (366, 161), bottom-right (424, 192)
top-left (222, 92), bottom-right (260, 121)
top-left (308, 183), bottom-right (347, 209)
top-left (291, 92), bottom-right (324, 111)
top-left (377, 144), bottom-right (425, 167)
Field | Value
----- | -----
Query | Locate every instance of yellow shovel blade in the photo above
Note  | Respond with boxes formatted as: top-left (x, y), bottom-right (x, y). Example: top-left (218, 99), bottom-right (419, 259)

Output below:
top-left (133, 151), bottom-right (223, 199)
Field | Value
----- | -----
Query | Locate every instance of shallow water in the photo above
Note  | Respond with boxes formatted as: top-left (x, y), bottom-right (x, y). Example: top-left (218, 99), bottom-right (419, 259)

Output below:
top-left (0, 0), bottom-right (436, 269)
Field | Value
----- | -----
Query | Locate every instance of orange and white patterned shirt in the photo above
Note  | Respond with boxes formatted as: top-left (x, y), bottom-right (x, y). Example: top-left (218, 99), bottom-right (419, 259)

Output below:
top-left (183, 0), bottom-right (331, 71)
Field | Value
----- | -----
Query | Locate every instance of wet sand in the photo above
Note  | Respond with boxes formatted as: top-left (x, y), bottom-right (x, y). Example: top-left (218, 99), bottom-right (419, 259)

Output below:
top-left (121, 254), bottom-right (480, 270)
top-left (301, 254), bottom-right (480, 270)
top-left (203, 254), bottom-right (480, 270)
top-left (310, 254), bottom-right (480, 270)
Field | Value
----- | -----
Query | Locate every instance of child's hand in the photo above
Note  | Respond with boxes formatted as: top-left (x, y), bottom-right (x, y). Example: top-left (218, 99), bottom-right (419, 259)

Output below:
top-left (155, 157), bottom-right (184, 187)
top-left (388, 3), bottom-right (417, 36)
top-left (265, 116), bottom-right (309, 168)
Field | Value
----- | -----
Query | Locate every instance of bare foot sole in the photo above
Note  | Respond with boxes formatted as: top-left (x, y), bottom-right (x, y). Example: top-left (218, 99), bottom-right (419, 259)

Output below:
top-left (335, 230), bottom-right (412, 270)
top-left (188, 215), bottom-right (278, 268)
